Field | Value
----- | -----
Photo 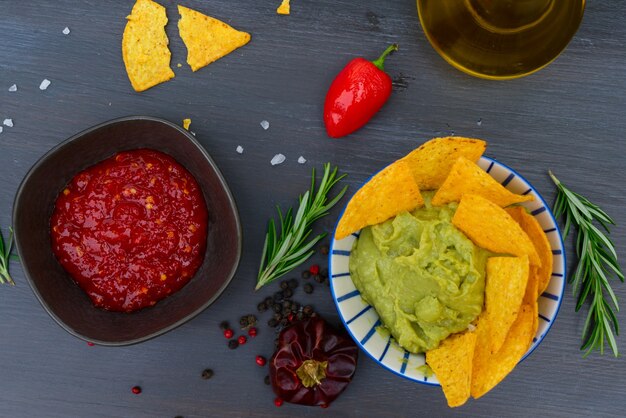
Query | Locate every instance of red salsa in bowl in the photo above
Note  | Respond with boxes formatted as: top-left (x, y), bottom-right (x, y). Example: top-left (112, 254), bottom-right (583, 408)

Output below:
top-left (50, 149), bottom-right (208, 313)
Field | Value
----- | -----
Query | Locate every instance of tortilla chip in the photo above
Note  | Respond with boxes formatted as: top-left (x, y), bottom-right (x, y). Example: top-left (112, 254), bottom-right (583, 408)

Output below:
top-left (401, 137), bottom-right (487, 191)
top-left (426, 331), bottom-right (477, 408)
top-left (485, 256), bottom-right (529, 354)
top-left (122, 0), bottom-right (175, 92)
top-left (523, 266), bottom-right (539, 306)
top-left (178, 5), bottom-right (251, 72)
top-left (277, 0), bottom-right (291, 15)
top-left (183, 118), bottom-right (191, 130)
top-left (335, 160), bottom-right (424, 240)
top-left (471, 304), bottom-right (535, 399)
top-left (432, 157), bottom-right (534, 207)
top-left (452, 194), bottom-right (541, 266)
top-left (506, 206), bottom-right (553, 296)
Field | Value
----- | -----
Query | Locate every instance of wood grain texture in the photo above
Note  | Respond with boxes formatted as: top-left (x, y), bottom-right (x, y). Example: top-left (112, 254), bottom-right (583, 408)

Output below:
top-left (1, 0), bottom-right (625, 417)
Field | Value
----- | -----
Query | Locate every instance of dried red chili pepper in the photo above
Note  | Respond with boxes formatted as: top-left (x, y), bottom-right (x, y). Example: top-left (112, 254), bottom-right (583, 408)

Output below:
top-left (269, 316), bottom-right (358, 407)
top-left (323, 44), bottom-right (398, 138)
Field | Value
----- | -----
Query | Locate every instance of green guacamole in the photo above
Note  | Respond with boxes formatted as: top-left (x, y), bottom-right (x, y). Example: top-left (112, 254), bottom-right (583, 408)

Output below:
top-left (349, 193), bottom-right (489, 353)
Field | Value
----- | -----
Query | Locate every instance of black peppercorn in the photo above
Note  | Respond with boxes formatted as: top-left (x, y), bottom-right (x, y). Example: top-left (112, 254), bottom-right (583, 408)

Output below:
top-left (257, 302), bottom-right (267, 312)
top-left (268, 318), bottom-right (278, 327)
top-left (264, 375), bottom-right (270, 385)
top-left (272, 303), bottom-right (282, 313)
top-left (279, 318), bottom-right (289, 327)
top-left (273, 291), bottom-right (284, 302)
top-left (320, 244), bottom-right (330, 255)
top-left (228, 339), bottom-right (239, 349)
top-left (280, 281), bottom-right (289, 290)
top-left (247, 315), bottom-right (257, 325)
top-left (201, 369), bottom-right (214, 379)
top-left (265, 296), bottom-right (274, 306)
top-left (283, 288), bottom-right (293, 298)
top-left (282, 300), bottom-right (291, 309)
top-left (288, 278), bottom-right (299, 289)
top-left (219, 321), bottom-right (230, 330)
top-left (320, 267), bottom-right (329, 278)
top-left (301, 270), bottom-right (311, 280)
top-left (303, 305), bottom-right (314, 316)
top-left (239, 316), bottom-right (249, 327)
top-left (304, 283), bottom-right (314, 294)
top-left (273, 313), bottom-right (283, 321)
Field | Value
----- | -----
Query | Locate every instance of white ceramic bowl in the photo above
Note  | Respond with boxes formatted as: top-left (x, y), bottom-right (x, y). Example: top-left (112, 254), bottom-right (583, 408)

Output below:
top-left (329, 156), bottom-right (566, 385)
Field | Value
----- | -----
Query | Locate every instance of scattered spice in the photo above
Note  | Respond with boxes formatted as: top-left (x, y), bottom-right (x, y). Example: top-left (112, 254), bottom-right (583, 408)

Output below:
top-left (301, 270), bottom-right (311, 280)
top-left (219, 321), bottom-right (230, 330)
top-left (62, 27), bottom-right (70, 35)
top-left (256, 355), bottom-right (267, 366)
top-left (87, 342), bottom-right (95, 346)
top-left (131, 386), bottom-right (142, 395)
top-left (228, 339), bottom-right (239, 349)
top-left (309, 264), bottom-right (320, 275)
top-left (248, 327), bottom-right (258, 337)
top-left (224, 329), bottom-right (234, 339)
top-left (39, 79), bottom-right (51, 90)
top-left (201, 369), bottom-right (214, 380)
top-left (238, 335), bottom-right (247, 345)
top-left (303, 283), bottom-right (314, 294)
top-left (320, 245), bottom-right (329, 255)
top-left (264, 375), bottom-right (271, 385)
top-left (274, 398), bottom-right (284, 407)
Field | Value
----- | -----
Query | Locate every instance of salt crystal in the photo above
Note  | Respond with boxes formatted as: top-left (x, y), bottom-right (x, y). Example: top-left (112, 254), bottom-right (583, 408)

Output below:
top-left (3, 119), bottom-right (13, 127)
top-left (0, 127), bottom-right (3, 134)
top-left (467, 323), bottom-right (476, 332)
top-left (477, 118), bottom-right (482, 126)
top-left (8, 84), bottom-right (17, 92)
top-left (62, 27), bottom-right (70, 35)
top-left (236, 146), bottom-right (244, 154)
top-left (260, 120), bottom-right (270, 130)
top-left (297, 156), bottom-right (306, 164)
top-left (39, 79), bottom-right (51, 90)
top-left (270, 154), bottom-right (286, 166)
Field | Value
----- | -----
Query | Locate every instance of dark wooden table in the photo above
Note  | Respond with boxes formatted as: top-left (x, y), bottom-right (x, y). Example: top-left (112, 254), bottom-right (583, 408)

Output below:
top-left (1, 1), bottom-right (625, 417)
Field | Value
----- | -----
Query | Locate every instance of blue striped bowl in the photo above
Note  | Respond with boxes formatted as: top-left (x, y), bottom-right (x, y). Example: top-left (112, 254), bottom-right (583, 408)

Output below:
top-left (329, 156), bottom-right (566, 386)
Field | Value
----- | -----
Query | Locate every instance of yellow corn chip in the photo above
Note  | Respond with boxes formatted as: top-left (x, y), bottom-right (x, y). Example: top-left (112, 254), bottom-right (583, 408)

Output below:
top-left (401, 137), bottom-right (487, 191)
top-left (471, 304), bottom-right (535, 399)
top-left (506, 206), bottom-right (553, 296)
top-left (335, 160), bottom-right (424, 240)
top-left (183, 118), bottom-right (191, 130)
top-left (277, 0), bottom-right (291, 15)
top-left (523, 266), bottom-right (539, 306)
top-left (426, 331), bottom-right (477, 408)
top-left (122, 0), bottom-right (175, 92)
top-left (178, 5), bottom-right (251, 72)
top-left (432, 157), bottom-right (534, 207)
top-left (452, 194), bottom-right (541, 266)
top-left (485, 256), bottom-right (529, 354)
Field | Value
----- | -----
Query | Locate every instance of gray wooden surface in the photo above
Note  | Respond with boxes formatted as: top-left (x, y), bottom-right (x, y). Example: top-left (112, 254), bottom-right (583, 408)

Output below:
top-left (1, 1), bottom-right (625, 417)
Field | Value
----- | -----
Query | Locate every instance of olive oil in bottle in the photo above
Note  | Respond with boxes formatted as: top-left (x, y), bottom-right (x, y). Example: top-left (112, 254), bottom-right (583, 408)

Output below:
top-left (417, 0), bottom-right (585, 79)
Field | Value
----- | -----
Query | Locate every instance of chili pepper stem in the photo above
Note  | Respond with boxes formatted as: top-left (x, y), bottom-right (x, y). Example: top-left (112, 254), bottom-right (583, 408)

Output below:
top-left (371, 43), bottom-right (399, 72)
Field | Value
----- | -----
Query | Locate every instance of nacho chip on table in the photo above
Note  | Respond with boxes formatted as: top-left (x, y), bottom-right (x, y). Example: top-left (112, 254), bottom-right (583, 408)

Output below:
top-left (432, 157), bottom-right (534, 207)
top-left (178, 5), bottom-right (251, 72)
top-left (452, 194), bottom-right (541, 266)
top-left (426, 331), bottom-right (477, 408)
top-left (485, 256), bottom-right (529, 354)
top-left (506, 206), bottom-right (554, 296)
top-left (122, 0), bottom-right (175, 92)
top-left (471, 304), bottom-right (535, 399)
top-left (335, 160), bottom-right (424, 240)
top-left (277, 0), bottom-right (291, 15)
top-left (401, 137), bottom-right (487, 191)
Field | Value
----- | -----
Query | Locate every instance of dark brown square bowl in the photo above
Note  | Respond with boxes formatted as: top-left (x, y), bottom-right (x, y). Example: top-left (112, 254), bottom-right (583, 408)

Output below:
top-left (13, 116), bottom-right (242, 346)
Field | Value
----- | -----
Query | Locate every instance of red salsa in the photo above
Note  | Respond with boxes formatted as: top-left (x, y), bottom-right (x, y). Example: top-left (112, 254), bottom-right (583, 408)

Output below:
top-left (50, 149), bottom-right (208, 312)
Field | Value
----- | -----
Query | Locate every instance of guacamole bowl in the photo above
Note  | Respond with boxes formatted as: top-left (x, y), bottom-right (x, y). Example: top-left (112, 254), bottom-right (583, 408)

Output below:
top-left (329, 157), bottom-right (566, 385)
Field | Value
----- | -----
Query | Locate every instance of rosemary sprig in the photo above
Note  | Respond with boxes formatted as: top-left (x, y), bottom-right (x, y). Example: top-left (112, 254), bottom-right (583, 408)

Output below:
top-left (0, 227), bottom-right (16, 286)
top-left (549, 171), bottom-right (624, 356)
top-left (256, 163), bottom-right (347, 290)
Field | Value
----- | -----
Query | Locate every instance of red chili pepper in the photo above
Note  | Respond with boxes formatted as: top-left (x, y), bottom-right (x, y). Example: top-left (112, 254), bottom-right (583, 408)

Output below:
top-left (324, 44), bottom-right (398, 138)
top-left (269, 316), bottom-right (358, 407)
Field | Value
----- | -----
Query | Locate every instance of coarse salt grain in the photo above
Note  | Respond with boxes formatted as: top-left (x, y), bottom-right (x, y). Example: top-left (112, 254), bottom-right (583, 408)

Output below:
top-left (3, 119), bottom-right (13, 127)
top-left (8, 84), bottom-right (17, 92)
top-left (236, 146), bottom-right (244, 154)
top-left (297, 156), bottom-right (306, 164)
top-left (260, 120), bottom-right (270, 130)
top-left (0, 127), bottom-right (3, 134)
top-left (62, 27), bottom-right (70, 35)
top-left (40, 79), bottom-right (51, 90)
top-left (270, 154), bottom-right (286, 166)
